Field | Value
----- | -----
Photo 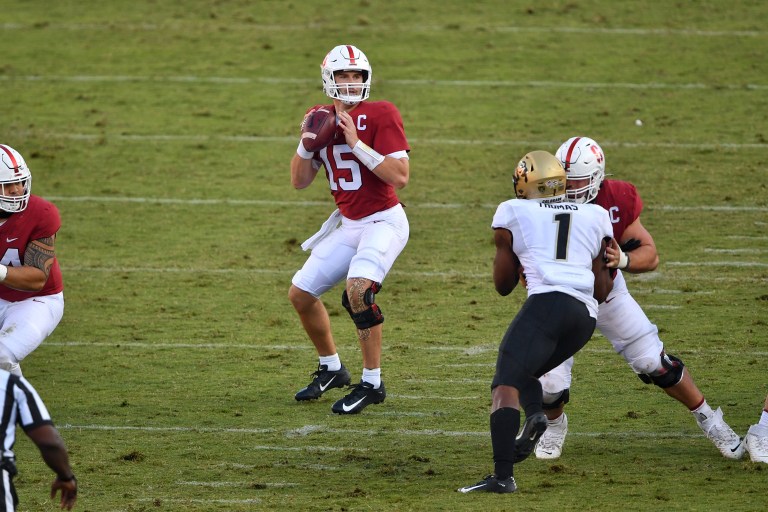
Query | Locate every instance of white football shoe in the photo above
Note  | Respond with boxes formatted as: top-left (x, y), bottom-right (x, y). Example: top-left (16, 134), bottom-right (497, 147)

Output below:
top-left (696, 407), bottom-right (744, 460)
top-left (744, 424), bottom-right (768, 463)
top-left (535, 413), bottom-right (568, 460)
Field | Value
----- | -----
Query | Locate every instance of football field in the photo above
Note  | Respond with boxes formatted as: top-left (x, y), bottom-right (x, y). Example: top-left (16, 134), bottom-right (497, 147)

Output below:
top-left (2, 1), bottom-right (767, 510)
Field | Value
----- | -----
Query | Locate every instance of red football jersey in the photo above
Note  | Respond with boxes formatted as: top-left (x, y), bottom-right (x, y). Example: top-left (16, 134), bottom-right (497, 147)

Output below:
top-left (594, 179), bottom-right (643, 242)
top-left (0, 195), bottom-right (64, 302)
top-left (307, 101), bottom-right (410, 220)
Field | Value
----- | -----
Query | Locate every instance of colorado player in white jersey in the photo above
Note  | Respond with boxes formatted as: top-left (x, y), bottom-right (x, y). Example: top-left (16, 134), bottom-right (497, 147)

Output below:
top-left (289, 45), bottom-right (410, 414)
top-left (533, 137), bottom-right (744, 461)
top-left (459, 151), bottom-right (614, 494)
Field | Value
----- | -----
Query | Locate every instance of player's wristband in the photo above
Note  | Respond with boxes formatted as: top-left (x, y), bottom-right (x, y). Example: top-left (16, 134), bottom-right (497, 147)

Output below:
top-left (617, 250), bottom-right (630, 270)
top-left (296, 141), bottom-right (313, 160)
top-left (352, 140), bottom-right (385, 170)
top-left (0, 264), bottom-right (7, 282)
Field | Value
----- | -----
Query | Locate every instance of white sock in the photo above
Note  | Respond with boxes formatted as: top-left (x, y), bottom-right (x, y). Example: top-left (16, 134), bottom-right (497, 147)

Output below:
top-left (319, 354), bottom-right (341, 372)
top-left (759, 410), bottom-right (768, 429)
top-left (548, 413), bottom-right (565, 425)
top-left (362, 368), bottom-right (381, 388)
top-left (691, 400), bottom-right (714, 423)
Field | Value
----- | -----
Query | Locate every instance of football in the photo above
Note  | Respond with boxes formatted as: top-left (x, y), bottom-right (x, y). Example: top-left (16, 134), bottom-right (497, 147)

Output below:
top-left (301, 107), bottom-right (337, 153)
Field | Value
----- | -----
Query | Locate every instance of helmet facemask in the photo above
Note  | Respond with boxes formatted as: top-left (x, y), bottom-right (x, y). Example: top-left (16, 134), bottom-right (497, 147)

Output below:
top-left (0, 145), bottom-right (32, 214)
top-left (321, 45), bottom-right (372, 105)
top-left (0, 177), bottom-right (31, 213)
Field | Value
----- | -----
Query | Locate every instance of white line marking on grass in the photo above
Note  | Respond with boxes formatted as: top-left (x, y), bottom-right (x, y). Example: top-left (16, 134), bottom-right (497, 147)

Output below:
top-left (57, 265), bottom-right (768, 281)
top-left (632, 289), bottom-right (715, 295)
top-left (705, 248), bottom-right (766, 254)
top-left (58, 422), bottom-right (724, 440)
top-left (223, 462), bottom-right (339, 470)
top-left (287, 425), bottom-right (325, 437)
top-left (368, 411), bottom-right (442, 417)
top-left (442, 363), bottom-right (495, 368)
top-left (250, 445), bottom-right (367, 452)
top-left (666, 261), bottom-right (768, 267)
top-left (139, 499), bottom-right (263, 504)
top-left (0, 22), bottom-right (763, 37)
top-left (44, 195), bottom-right (768, 213)
top-left (43, 342), bottom-right (768, 358)
top-left (27, 132), bottom-right (768, 151)
top-left (390, 395), bottom-right (482, 400)
top-left (404, 378), bottom-right (487, 384)
top-left (178, 481), bottom-right (298, 488)
top-left (3, 74), bottom-right (767, 91)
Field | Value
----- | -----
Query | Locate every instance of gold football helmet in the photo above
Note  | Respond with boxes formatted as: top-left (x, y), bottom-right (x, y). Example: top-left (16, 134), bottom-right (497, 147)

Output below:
top-left (513, 150), bottom-right (566, 203)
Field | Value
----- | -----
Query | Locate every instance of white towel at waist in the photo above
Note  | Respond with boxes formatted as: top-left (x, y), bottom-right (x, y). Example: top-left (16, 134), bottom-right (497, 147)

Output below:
top-left (301, 208), bottom-right (342, 251)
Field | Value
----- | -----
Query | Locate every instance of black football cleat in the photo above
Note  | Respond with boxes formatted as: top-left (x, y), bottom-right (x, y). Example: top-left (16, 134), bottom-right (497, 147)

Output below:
top-left (458, 474), bottom-right (517, 494)
top-left (331, 381), bottom-right (386, 414)
top-left (294, 364), bottom-right (351, 401)
top-left (513, 411), bottom-right (549, 463)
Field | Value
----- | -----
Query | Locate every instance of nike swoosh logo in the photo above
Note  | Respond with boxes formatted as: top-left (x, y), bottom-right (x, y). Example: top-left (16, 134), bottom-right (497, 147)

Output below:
top-left (342, 397), bottom-right (367, 412)
top-left (458, 484), bottom-right (485, 493)
top-left (604, 296), bottom-right (615, 303)
top-left (730, 442), bottom-right (742, 453)
top-left (318, 375), bottom-right (336, 392)
top-left (6, 238), bottom-right (18, 243)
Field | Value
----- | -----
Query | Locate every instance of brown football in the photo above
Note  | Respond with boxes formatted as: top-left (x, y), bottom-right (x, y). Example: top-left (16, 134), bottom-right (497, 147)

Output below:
top-left (301, 107), bottom-right (337, 152)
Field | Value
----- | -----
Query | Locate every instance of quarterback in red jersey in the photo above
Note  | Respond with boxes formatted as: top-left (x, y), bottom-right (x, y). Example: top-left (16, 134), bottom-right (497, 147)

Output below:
top-left (0, 145), bottom-right (64, 376)
top-left (531, 137), bottom-right (744, 460)
top-left (289, 45), bottom-right (410, 414)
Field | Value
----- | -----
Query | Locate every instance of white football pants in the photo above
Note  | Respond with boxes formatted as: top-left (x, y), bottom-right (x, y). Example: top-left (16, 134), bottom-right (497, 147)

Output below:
top-left (540, 271), bottom-right (665, 397)
top-left (292, 204), bottom-right (409, 297)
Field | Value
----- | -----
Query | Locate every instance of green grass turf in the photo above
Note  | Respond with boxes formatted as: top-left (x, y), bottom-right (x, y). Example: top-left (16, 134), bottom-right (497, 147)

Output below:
top-left (1, 1), bottom-right (766, 510)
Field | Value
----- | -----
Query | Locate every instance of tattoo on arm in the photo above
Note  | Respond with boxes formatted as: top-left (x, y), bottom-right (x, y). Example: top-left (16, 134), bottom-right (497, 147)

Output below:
top-left (24, 235), bottom-right (56, 278)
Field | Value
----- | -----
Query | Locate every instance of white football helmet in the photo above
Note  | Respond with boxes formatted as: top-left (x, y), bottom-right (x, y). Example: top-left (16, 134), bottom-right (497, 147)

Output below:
top-left (555, 136), bottom-right (605, 203)
top-left (321, 45), bottom-right (372, 105)
top-left (0, 144), bottom-right (31, 213)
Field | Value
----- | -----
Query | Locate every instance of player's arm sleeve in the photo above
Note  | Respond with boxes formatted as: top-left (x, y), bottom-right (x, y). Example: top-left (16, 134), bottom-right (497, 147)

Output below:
top-left (373, 103), bottom-right (410, 156)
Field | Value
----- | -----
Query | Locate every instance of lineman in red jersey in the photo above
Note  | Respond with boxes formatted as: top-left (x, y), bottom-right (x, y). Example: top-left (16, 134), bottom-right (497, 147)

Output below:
top-left (531, 137), bottom-right (744, 460)
top-left (289, 45), bottom-right (410, 414)
top-left (0, 145), bottom-right (64, 377)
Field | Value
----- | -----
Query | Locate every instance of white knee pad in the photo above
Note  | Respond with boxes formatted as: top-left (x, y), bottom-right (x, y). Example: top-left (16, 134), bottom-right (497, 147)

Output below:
top-left (539, 357), bottom-right (574, 398)
top-left (628, 354), bottom-right (663, 375)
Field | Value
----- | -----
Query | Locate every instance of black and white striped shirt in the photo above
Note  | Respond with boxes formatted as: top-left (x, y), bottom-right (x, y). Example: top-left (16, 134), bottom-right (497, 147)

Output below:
top-left (0, 371), bottom-right (53, 460)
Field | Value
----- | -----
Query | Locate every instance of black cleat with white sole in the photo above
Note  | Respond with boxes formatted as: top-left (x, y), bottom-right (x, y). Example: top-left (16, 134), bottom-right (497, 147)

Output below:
top-left (294, 364), bottom-right (351, 401)
top-left (513, 411), bottom-right (548, 463)
top-left (458, 474), bottom-right (517, 494)
top-left (331, 381), bottom-right (386, 414)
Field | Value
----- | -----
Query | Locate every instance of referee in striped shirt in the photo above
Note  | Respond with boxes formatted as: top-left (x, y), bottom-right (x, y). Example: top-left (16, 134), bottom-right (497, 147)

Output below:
top-left (0, 369), bottom-right (77, 510)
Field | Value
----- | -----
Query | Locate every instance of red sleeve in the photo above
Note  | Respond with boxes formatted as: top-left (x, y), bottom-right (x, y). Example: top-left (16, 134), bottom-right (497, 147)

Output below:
top-left (595, 180), bottom-right (643, 241)
top-left (31, 202), bottom-right (61, 240)
top-left (371, 102), bottom-right (409, 156)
